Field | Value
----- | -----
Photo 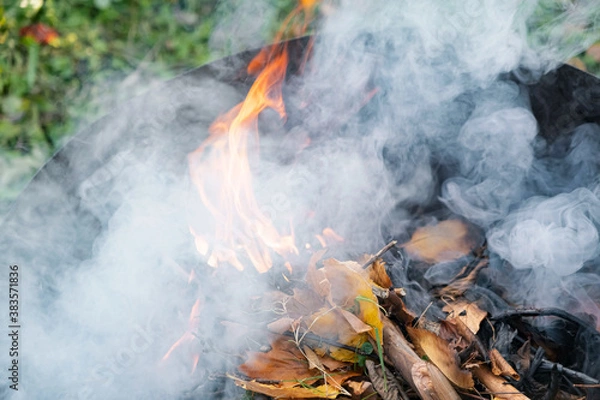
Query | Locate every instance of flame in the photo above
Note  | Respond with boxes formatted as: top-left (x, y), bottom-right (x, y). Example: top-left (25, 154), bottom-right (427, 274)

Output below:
top-left (162, 298), bottom-right (203, 362)
top-left (187, 1), bottom-right (318, 273)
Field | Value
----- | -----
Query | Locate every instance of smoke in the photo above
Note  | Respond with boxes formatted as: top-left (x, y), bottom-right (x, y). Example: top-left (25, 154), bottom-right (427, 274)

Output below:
top-left (1, 0), bottom-right (600, 398)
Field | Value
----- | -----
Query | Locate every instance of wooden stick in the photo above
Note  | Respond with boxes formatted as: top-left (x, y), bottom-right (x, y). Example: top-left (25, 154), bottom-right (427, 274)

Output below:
top-left (382, 316), bottom-right (461, 400)
top-left (361, 240), bottom-right (397, 269)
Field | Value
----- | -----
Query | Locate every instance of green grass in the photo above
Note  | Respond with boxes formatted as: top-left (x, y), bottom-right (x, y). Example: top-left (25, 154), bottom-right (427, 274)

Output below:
top-left (0, 0), bottom-right (295, 214)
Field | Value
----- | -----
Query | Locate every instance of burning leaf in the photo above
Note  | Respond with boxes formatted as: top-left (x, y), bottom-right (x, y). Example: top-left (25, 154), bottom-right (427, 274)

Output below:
top-left (403, 220), bottom-right (475, 264)
top-left (237, 337), bottom-right (359, 399)
top-left (489, 348), bottom-right (520, 381)
top-left (407, 326), bottom-right (475, 389)
top-left (442, 300), bottom-right (487, 334)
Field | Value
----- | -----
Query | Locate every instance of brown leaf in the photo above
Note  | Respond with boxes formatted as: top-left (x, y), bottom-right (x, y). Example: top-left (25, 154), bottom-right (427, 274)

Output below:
top-left (338, 308), bottom-right (373, 335)
top-left (306, 249), bottom-right (331, 299)
top-left (346, 380), bottom-right (372, 397)
top-left (285, 287), bottom-right (327, 317)
top-left (239, 337), bottom-right (318, 383)
top-left (407, 326), bottom-right (474, 389)
top-left (473, 365), bottom-right (530, 400)
top-left (322, 259), bottom-right (383, 342)
top-left (441, 318), bottom-right (487, 359)
top-left (232, 377), bottom-right (343, 399)
top-left (235, 335), bottom-right (360, 399)
top-left (304, 307), bottom-right (368, 363)
top-left (303, 345), bottom-right (324, 371)
top-left (385, 290), bottom-right (417, 325)
top-left (403, 220), bottom-right (475, 263)
top-left (489, 348), bottom-right (520, 381)
top-left (437, 259), bottom-right (488, 298)
top-left (368, 258), bottom-right (392, 288)
top-left (238, 336), bottom-right (359, 385)
top-left (267, 317), bottom-right (296, 334)
top-left (442, 300), bottom-right (487, 334)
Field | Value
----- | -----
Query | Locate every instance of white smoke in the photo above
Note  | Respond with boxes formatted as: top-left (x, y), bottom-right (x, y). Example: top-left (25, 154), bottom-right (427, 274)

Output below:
top-left (488, 188), bottom-right (600, 276)
top-left (1, 0), bottom-right (600, 398)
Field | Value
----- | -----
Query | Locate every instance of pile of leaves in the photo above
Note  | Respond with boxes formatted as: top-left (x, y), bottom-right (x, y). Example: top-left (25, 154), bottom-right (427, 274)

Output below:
top-left (198, 219), bottom-right (600, 400)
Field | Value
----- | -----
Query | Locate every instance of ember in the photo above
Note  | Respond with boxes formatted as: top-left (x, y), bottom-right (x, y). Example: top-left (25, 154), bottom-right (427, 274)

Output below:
top-left (2, 1), bottom-right (600, 399)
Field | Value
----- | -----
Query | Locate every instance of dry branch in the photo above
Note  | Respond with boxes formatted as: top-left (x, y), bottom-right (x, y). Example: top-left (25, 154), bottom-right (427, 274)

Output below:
top-left (382, 316), bottom-right (461, 400)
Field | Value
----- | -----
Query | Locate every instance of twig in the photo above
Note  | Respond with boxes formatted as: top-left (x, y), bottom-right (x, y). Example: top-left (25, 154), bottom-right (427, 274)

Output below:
top-left (361, 240), bottom-right (397, 269)
top-left (543, 363), bottom-right (561, 400)
top-left (382, 316), bottom-right (461, 399)
top-left (490, 308), bottom-right (600, 337)
top-left (538, 360), bottom-right (600, 385)
top-left (365, 359), bottom-right (409, 400)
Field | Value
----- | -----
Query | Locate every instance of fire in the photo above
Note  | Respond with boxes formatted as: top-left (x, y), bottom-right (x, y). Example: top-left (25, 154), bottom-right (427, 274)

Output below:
top-left (187, 1), bottom-right (318, 273)
top-left (164, 2), bottom-right (320, 365)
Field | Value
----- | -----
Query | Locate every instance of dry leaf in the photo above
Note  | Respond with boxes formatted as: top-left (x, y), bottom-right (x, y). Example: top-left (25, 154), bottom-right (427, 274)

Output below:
top-left (367, 258), bottom-right (392, 288)
top-left (473, 365), bottom-right (530, 400)
top-left (441, 317), bottom-right (487, 359)
top-left (346, 380), bottom-right (372, 396)
top-left (306, 249), bottom-right (331, 299)
top-left (304, 307), bottom-right (368, 363)
top-left (239, 337), bottom-right (320, 383)
top-left (238, 336), bottom-right (360, 397)
top-left (322, 259), bottom-right (384, 344)
top-left (407, 326), bottom-right (474, 389)
top-left (442, 300), bottom-right (487, 334)
top-left (437, 259), bottom-right (488, 298)
top-left (489, 348), bottom-right (520, 381)
top-left (303, 345), bottom-right (324, 371)
top-left (338, 308), bottom-right (373, 335)
top-left (403, 220), bottom-right (474, 264)
top-left (235, 336), bottom-right (359, 398)
top-left (232, 377), bottom-right (343, 399)
top-left (386, 290), bottom-right (417, 325)
top-left (268, 317), bottom-right (296, 334)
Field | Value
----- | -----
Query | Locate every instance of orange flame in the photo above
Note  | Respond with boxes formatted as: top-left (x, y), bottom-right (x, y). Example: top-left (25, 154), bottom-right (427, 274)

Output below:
top-left (188, 1), bottom-right (318, 273)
